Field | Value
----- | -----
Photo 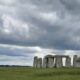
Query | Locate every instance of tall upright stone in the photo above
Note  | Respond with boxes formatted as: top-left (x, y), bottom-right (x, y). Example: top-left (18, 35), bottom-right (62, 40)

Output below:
top-left (73, 55), bottom-right (77, 67)
top-left (55, 56), bottom-right (63, 68)
top-left (43, 55), bottom-right (55, 68)
top-left (33, 56), bottom-right (38, 68)
top-left (65, 56), bottom-right (71, 67)
top-left (73, 55), bottom-right (80, 67)
top-left (43, 57), bottom-right (47, 68)
top-left (47, 57), bottom-right (54, 68)
top-left (75, 59), bottom-right (80, 67)
top-left (37, 58), bottom-right (42, 68)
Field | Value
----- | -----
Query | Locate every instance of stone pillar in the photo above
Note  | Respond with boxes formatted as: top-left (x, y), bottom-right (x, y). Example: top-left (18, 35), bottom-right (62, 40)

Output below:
top-left (33, 56), bottom-right (38, 68)
top-left (47, 57), bottom-right (54, 68)
top-left (37, 58), bottom-right (42, 68)
top-left (43, 58), bottom-right (47, 68)
top-left (65, 56), bottom-right (71, 67)
top-left (73, 55), bottom-right (77, 67)
top-left (55, 56), bottom-right (63, 68)
top-left (75, 61), bottom-right (80, 67)
top-left (73, 55), bottom-right (80, 67)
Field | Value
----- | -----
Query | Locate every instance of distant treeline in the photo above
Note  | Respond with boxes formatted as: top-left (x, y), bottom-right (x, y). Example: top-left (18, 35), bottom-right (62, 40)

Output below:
top-left (0, 65), bottom-right (32, 67)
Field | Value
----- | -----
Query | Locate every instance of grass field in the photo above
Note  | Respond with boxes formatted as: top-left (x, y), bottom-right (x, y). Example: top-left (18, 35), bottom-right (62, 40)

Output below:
top-left (0, 67), bottom-right (80, 80)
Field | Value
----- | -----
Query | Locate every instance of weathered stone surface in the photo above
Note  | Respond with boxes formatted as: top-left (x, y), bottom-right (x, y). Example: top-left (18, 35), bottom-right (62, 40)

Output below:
top-left (47, 57), bottom-right (54, 68)
top-left (55, 56), bottom-right (63, 68)
top-left (75, 62), bottom-right (80, 67)
top-left (54, 55), bottom-right (69, 58)
top-left (73, 55), bottom-right (78, 67)
top-left (33, 56), bottom-right (38, 68)
top-left (44, 55), bottom-right (55, 68)
top-left (65, 56), bottom-right (71, 67)
top-left (43, 58), bottom-right (47, 68)
top-left (37, 58), bottom-right (42, 68)
top-left (33, 55), bottom-right (80, 68)
top-left (73, 55), bottom-right (80, 67)
top-left (45, 55), bottom-right (54, 58)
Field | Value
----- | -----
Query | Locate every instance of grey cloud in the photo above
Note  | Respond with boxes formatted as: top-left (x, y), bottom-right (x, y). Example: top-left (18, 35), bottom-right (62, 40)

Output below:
top-left (0, 0), bottom-right (80, 50)
top-left (0, 45), bottom-right (38, 57)
top-left (2, 0), bottom-right (80, 66)
top-left (60, 0), bottom-right (80, 15)
top-left (0, 55), bottom-right (33, 66)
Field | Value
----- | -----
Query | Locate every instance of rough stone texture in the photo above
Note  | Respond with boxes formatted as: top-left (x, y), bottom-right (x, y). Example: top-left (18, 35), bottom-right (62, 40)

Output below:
top-left (43, 58), bottom-right (47, 68)
top-left (44, 55), bottom-right (55, 68)
top-left (73, 55), bottom-right (80, 67)
top-left (55, 56), bottom-right (63, 68)
top-left (73, 55), bottom-right (78, 67)
top-left (37, 58), bottom-right (42, 68)
top-left (75, 62), bottom-right (80, 67)
top-left (65, 56), bottom-right (71, 67)
top-left (33, 56), bottom-right (38, 68)
top-left (47, 57), bottom-right (54, 68)
top-left (33, 55), bottom-right (80, 68)
top-left (55, 55), bottom-right (69, 58)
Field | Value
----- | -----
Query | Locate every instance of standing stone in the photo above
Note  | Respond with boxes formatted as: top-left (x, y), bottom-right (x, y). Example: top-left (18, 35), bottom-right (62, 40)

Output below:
top-left (33, 56), bottom-right (38, 68)
top-left (65, 56), bottom-right (71, 67)
top-left (47, 57), bottom-right (54, 68)
top-left (73, 55), bottom-right (77, 67)
top-left (43, 58), bottom-right (48, 68)
top-left (75, 60), bottom-right (80, 67)
top-left (55, 56), bottom-right (63, 68)
top-left (73, 55), bottom-right (80, 67)
top-left (37, 58), bottom-right (42, 68)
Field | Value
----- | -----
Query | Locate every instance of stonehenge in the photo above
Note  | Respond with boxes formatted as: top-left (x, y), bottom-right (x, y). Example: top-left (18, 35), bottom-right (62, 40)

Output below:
top-left (33, 55), bottom-right (80, 68)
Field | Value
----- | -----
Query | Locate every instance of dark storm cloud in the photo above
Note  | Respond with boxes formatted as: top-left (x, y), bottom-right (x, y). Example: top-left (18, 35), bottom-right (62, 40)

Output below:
top-left (60, 0), bottom-right (80, 14)
top-left (0, 47), bottom-right (31, 57)
top-left (0, 44), bottom-right (39, 57)
top-left (0, 0), bottom-right (80, 51)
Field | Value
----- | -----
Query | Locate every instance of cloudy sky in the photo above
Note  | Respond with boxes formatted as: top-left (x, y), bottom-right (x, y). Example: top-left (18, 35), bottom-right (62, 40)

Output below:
top-left (0, 0), bottom-right (80, 66)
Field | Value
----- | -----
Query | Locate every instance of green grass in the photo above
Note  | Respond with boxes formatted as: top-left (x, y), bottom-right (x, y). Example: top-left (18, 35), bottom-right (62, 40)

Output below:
top-left (0, 67), bottom-right (80, 80)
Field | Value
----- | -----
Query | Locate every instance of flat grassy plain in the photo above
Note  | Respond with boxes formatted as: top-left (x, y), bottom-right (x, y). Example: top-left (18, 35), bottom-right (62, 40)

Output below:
top-left (0, 67), bottom-right (80, 80)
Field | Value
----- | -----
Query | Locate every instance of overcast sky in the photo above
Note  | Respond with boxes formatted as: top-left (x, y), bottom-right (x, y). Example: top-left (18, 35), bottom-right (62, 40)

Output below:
top-left (0, 0), bottom-right (80, 66)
